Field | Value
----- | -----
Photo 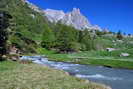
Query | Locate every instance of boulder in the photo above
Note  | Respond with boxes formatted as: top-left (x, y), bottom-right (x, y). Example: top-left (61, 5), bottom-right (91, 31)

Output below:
top-left (120, 53), bottom-right (130, 57)
top-left (106, 48), bottom-right (116, 52)
top-left (9, 46), bottom-right (21, 55)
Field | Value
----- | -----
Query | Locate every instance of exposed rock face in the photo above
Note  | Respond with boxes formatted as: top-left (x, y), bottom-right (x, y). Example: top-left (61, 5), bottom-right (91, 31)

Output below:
top-left (9, 46), bottom-right (21, 55)
top-left (24, 0), bottom-right (102, 30)
top-left (25, 0), bottom-right (42, 13)
top-left (44, 9), bottom-right (65, 23)
top-left (61, 8), bottom-right (91, 30)
top-left (44, 8), bottom-right (102, 30)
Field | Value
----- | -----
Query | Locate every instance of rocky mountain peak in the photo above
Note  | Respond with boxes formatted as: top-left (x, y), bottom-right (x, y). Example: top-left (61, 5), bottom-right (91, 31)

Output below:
top-left (43, 9), bottom-right (65, 23)
top-left (44, 8), bottom-right (101, 30)
top-left (25, 0), bottom-right (102, 30)
top-left (72, 8), bottom-right (81, 14)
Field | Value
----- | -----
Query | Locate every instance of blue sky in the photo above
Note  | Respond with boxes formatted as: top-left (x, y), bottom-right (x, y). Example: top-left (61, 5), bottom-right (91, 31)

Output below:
top-left (28, 0), bottom-right (133, 34)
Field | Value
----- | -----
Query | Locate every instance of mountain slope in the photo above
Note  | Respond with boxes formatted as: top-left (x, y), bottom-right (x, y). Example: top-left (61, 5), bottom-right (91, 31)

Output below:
top-left (0, 0), bottom-right (50, 53)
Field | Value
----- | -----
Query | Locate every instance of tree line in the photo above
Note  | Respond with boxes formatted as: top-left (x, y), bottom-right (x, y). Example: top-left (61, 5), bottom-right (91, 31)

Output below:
top-left (41, 23), bottom-right (125, 53)
top-left (41, 22), bottom-right (96, 53)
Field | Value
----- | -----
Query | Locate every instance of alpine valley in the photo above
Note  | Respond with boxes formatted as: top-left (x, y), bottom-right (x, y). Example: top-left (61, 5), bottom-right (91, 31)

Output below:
top-left (0, 0), bottom-right (133, 89)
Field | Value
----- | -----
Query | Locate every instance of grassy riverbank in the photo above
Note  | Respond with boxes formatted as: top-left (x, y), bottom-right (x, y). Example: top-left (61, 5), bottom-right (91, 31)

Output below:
top-left (37, 48), bottom-right (133, 69)
top-left (0, 61), bottom-right (110, 89)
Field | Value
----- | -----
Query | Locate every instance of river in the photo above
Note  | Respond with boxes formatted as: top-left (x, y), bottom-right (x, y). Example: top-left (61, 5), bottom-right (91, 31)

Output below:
top-left (20, 56), bottom-right (133, 89)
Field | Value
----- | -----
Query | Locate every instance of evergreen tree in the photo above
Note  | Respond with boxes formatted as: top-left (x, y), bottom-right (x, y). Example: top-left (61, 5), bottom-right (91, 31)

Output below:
top-left (56, 24), bottom-right (78, 52)
top-left (117, 30), bottom-right (123, 40)
top-left (79, 29), bottom-right (94, 51)
top-left (0, 11), bottom-right (12, 61)
top-left (78, 30), bottom-right (84, 42)
top-left (41, 25), bottom-right (55, 49)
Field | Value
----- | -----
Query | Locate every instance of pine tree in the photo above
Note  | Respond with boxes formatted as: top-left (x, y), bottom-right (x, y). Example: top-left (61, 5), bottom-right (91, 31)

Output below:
top-left (79, 29), bottom-right (94, 51)
top-left (41, 25), bottom-right (55, 49)
top-left (117, 30), bottom-right (123, 40)
top-left (56, 24), bottom-right (78, 52)
top-left (0, 11), bottom-right (12, 61)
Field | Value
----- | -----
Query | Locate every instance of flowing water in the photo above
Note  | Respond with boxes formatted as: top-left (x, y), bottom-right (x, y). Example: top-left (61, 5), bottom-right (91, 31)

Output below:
top-left (20, 56), bottom-right (133, 89)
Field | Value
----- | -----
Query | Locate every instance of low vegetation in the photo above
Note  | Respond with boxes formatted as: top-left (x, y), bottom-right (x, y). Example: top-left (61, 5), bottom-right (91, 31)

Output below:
top-left (37, 48), bottom-right (133, 69)
top-left (0, 61), bottom-right (110, 89)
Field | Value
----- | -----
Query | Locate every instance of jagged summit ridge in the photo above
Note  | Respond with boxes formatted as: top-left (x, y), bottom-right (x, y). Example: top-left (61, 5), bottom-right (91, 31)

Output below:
top-left (61, 8), bottom-right (91, 30)
top-left (44, 8), bottom-right (101, 30)
top-left (24, 0), bottom-right (101, 30)
top-left (44, 9), bottom-right (65, 23)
